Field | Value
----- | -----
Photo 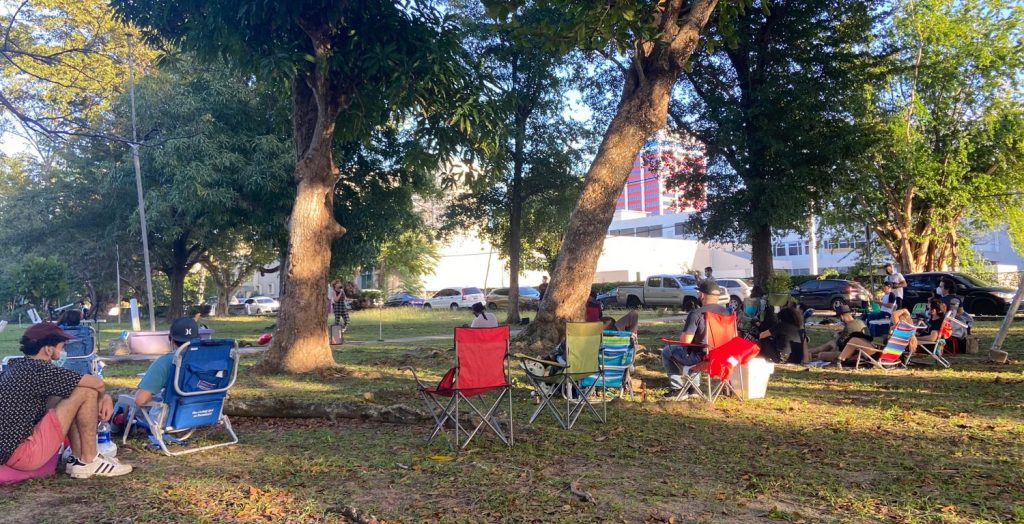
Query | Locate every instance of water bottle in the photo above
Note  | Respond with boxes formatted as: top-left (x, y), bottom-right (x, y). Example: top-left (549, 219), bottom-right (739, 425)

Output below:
top-left (95, 360), bottom-right (105, 379)
top-left (96, 421), bottom-right (117, 458)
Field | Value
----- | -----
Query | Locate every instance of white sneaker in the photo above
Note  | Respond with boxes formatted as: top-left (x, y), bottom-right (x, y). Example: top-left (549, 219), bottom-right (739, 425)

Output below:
top-left (67, 455), bottom-right (133, 478)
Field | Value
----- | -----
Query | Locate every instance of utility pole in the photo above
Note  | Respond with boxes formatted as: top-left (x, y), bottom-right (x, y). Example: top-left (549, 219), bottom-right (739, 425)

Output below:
top-left (127, 35), bottom-right (156, 331)
top-left (115, 244), bottom-right (122, 324)
top-left (808, 216), bottom-right (819, 276)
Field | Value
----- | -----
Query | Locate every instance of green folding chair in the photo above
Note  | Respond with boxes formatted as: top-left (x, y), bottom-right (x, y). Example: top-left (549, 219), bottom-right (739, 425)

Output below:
top-left (516, 322), bottom-right (605, 429)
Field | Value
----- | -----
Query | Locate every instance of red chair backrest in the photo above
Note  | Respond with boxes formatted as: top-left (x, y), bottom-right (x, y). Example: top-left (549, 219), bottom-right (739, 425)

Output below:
top-left (705, 311), bottom-right (738, 350)
top-left (454, 326), bottom-right (510, 391)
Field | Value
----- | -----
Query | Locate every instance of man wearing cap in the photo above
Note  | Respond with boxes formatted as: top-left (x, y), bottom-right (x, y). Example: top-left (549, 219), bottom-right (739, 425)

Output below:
top-left (660, 280), bottom-right (729, 399)
top-left (132, 317), bottom-right (201, 407)
top-left (883, 263), bottom-right (906, 309)
top-left (807, 304), bottom-right (868, 363)
top-left (0, 323), bottom-right (131, 478)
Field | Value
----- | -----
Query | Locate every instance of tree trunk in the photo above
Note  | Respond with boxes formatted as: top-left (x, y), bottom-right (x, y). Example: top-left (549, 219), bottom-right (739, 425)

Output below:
top-left (524, 1), bottom-right (719, 345)
top-left (750, 223), bottom-right (774, 290)
top-left (166, 267), bottom-right (185, 322)
top-left (256, 70), bottom-right (346, 374)
top-left (506, 102), bottom-right (526, 325)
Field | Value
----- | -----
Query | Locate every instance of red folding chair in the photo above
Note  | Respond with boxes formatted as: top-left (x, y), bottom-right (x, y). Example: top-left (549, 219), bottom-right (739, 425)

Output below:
top-left (662, 311), bottom-right (759, 403)
top-left (403, 326), bottom-right (513, 449)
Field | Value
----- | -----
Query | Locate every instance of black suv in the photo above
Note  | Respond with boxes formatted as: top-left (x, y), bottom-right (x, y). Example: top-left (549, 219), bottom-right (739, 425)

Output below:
top-left (903, 272), bottom-right (1018, 315)
top-left (790, 279), bottom-right (872, 310)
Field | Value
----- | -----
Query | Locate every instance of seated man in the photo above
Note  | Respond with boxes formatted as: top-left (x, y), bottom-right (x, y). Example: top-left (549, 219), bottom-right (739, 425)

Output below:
top-left (660, 280), bottom-right (729, 399)
top-left (807, 305), bottom-right (868, 364)
top-left (133, 317), bottom-right (201, 407)
top-left (585, 291), bottom-right (602, 322)
top-left (0, 323), bottom-right (131, 479)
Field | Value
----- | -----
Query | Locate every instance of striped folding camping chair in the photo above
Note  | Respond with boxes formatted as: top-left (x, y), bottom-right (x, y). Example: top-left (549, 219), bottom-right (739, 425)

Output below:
top-left (664, 312), bottom-right (760, 403)
top-left (404, 326), bottom-right (513, 449)
top-left (855, 321), bottom-right (915, 370)
top-left (915, 314), bottom-right (954, 368)
top-left (579, 330), bottom-right (636, 400)
top-left (516, 322), bottom-right (605, 429)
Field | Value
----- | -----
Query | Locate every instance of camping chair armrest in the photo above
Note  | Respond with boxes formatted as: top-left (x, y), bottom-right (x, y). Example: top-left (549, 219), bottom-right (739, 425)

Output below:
top-left (399, 366), bottom-right (432, 389)
top-left (513, 353), bottom-right (566, 368)
top-left (660, 338), bottom-right (707, 348)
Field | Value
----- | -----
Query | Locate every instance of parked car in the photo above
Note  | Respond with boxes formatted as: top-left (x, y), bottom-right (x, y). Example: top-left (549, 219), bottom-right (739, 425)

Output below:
top-left (716, 278), bottom-right (753, 311)
top-left (790, 279), bottom-right (871, 310)
top-left (596, 288), bottom-right (620, 309)
top-left (903, 272), bottom-right (1020, 315)
top-left (422, 287), bottom-right (486, 310)
top-left (244, 296), bottom-right (280, 314)
top-left (617, 274), bottom-right (726, 310)
top-left (383, 292), bottom-right (424, 308)
top-left (485, 287), bottom-right (541, 310)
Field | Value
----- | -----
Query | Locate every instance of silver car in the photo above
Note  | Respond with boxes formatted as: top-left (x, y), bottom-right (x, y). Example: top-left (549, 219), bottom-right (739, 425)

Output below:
top-left (716, 278), bottom-right (752, 312)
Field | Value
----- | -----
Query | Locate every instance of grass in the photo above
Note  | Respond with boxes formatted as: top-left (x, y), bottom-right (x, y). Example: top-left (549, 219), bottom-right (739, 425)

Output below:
top-left (1, 314), bottom-right (1022, 523)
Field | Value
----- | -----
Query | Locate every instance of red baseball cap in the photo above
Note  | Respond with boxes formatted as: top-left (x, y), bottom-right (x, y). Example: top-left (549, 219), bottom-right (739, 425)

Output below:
top-left (22, 322), bottom-right (74, 343)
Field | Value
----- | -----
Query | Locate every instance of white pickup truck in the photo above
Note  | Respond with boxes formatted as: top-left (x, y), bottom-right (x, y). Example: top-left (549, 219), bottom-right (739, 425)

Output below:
top-left (617, 274), bottom-right (703, 310)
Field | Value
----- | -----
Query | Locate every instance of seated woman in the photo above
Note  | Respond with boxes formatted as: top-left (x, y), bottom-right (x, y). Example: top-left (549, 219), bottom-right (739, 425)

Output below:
top-left (757, 306), bottom-right (805, 363)
top-left (918, 299), bottom-right (946, 343)
top-left (823, 308), bottom-right (920, 365)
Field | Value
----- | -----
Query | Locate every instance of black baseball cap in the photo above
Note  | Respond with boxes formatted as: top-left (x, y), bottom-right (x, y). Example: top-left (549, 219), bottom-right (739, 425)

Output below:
top-left (698, 280), bottom-right (721, 295)
top-left (169, 317), bottom-right (200, 344)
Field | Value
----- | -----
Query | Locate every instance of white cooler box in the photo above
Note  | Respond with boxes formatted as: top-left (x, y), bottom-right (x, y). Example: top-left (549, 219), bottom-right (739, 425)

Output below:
top-left (728, 358), bottom-right (775, 400)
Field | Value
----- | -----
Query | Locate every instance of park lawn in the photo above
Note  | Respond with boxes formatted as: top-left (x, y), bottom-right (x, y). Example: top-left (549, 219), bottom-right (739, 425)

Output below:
top-left (0, 320), bottom-right (1022, 522)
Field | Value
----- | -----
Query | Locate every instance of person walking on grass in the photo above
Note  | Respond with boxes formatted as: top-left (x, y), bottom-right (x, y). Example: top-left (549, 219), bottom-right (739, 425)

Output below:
top-left (0, 323), bottom-right (131, 479)
top-left (330, 280), bottom-right (350, 332)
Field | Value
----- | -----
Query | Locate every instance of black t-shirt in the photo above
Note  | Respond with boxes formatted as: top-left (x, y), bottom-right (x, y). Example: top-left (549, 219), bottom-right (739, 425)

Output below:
top-left (682, 303), bottom-right (730, 346)
top-left (0, 358), bottom-right (82, 464)
top-left (928, 317), bottom-right (944, 337)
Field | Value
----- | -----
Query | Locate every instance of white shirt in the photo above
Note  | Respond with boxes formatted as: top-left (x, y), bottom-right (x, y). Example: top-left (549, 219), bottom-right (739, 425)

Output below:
top-left (880, 291), bottom-right (897, 313)
top-left (470, 313), bottom-right (499, 328)
top-left (885, 272), bottom-right (906, 298)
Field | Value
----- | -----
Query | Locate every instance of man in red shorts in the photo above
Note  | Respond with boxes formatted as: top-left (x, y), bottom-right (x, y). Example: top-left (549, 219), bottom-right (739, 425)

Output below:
top-left (0, 323), bottom-right (131, 478)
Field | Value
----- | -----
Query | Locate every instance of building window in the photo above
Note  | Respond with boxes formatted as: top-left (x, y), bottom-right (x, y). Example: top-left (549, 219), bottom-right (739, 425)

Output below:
top-left (268, 284), bottom-right (274, 295)
top-left (773, 243), bottom-right (787, 257)
top-left (256, 285), bottom-right (262, 294)
top-left (788, 242), bottom-right (802, 256)
top-left (674, 222), bottom-right (685, 236)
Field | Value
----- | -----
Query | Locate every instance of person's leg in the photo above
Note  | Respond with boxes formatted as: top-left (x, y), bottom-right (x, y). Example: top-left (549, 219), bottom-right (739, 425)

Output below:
top-left (661, 346), bottom-right (685, 392)
top-left (340, 305), bottom-right (350, 331)
top-left (807, 340), bottom-right (836, 359)
top-left (52, 387), bottom-right (98, 463)
top-left (837, 339), bottom-right (876, 363)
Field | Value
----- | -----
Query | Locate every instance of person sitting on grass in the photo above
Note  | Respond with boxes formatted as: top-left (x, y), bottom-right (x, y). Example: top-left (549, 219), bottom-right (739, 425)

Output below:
top-left (469, 302), bottom-right (498, 328)
top-left (806, 304), bottom-right (868, 364)
top-left (660, 280), bottom-right (728, 399)
top-left (758, 306), bottom-right (806, 364)
top-left (132, 317), bottom-right (201, 408)
top-left (0, 323), bottom-right (131, 479)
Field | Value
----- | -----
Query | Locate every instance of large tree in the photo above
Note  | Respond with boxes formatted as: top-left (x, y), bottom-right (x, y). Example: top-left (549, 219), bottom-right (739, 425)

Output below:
top-left (485, 0), bottom-right (734, 343)
top-left (667, 0), bottom-right (875, 287)
top-left (444, 4), bottom-right (589, 324)
top-left (114, 0), bottom-right (479, 372)
top-left (0, 0), bottom-right (158, 154)
top-left (830, 0), bottom-right (1024, 273)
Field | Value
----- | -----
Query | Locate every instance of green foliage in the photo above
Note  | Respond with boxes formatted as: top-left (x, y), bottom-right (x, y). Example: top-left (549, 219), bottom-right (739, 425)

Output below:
top-left (0, 0), bottom-right (159, 144)
top-left (377, 231), bottom-right (440, 296)
top-left (765, 270), bottom-right (792, 295)
top-left (668, 0), bottom-right (875, 281)
top-left (441, 4), bottom-right (589, 276)
top-left (0, 256), bottom-right (70, 308)
top-left (831, 0), bottom-right (1024, 271)
top-left (817, 268), bottom-right (841, 280)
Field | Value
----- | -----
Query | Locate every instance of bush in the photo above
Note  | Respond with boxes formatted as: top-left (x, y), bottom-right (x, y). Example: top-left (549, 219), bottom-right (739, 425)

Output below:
top-left (766, 271), bottom-right (792, 295)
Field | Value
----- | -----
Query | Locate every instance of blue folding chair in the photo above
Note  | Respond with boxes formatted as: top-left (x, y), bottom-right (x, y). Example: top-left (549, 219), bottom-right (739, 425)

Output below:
top-left (121, 338), bottom-right (240, 456)
top-left (59, 325), bottom-right (98, 375)
top-left (579, 330), bottom-right (636, 400)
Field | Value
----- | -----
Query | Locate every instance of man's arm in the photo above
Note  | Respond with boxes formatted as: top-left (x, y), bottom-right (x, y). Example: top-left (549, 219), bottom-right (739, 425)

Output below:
top-left (134, 389), bottom-right (154, 406)
top-left (78, 374), bottom-right (105, 393)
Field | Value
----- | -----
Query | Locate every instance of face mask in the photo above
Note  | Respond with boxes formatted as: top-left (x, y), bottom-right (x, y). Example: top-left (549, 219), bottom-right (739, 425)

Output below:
top-left (53, 350), bottom-right (67, 368)
top-left (935, 286), bottom-right (944, 296)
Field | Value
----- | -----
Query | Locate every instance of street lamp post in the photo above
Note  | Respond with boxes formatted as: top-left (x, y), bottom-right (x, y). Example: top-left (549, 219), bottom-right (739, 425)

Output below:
top-left (127, 35), bottom-right (156, 331)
